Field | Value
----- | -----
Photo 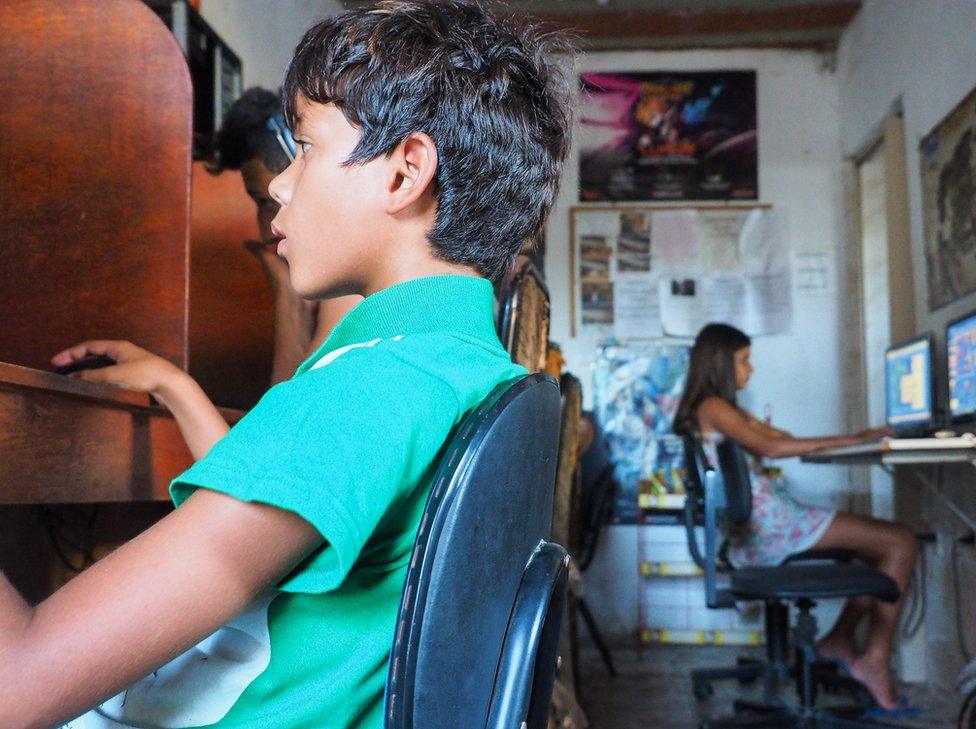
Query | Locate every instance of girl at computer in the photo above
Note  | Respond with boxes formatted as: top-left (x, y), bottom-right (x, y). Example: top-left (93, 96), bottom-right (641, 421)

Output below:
top-left (673, 322), bottom-right (918, 712)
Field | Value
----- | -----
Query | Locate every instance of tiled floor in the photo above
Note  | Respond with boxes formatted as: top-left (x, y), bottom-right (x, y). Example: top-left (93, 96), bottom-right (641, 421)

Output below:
top-left (576, 641), bottom-right (958, 728)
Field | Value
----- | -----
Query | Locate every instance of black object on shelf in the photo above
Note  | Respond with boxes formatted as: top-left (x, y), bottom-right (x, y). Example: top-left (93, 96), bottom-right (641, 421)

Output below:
top-left (144, 0), bottom-right (242, 159)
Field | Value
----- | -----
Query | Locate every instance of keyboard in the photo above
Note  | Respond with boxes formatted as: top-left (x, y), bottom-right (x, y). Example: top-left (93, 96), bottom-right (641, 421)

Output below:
top-left (817, 433), bottom-right (976, 457)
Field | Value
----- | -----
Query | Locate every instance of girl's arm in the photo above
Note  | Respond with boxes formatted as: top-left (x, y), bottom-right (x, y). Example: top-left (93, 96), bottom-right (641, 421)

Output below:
top-left (51, 340), bottom-right (229, 460)
top-left (698, 396), bottom-right (888, 459)
top-left (742, 409), bottom-right (793, 438)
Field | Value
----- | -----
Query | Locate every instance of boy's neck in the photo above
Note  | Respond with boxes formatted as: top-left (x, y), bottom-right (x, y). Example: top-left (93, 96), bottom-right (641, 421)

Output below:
top-left (359, 232), bottom-right (481, 297)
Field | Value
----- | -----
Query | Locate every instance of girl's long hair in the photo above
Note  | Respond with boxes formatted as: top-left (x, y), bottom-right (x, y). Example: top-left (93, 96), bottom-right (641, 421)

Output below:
top-left (673, 323), bottom-right (751, 435)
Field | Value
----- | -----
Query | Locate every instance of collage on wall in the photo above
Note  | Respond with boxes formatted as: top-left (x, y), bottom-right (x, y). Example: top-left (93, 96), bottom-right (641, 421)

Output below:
top-left (578, 70), bottom-right (758, 202)
top-left (572, 205), bottom-right (792, 339)
top-left (921, 83), bottom-right (976, 311)
top-left (591, 342), bottom-right (690, 523)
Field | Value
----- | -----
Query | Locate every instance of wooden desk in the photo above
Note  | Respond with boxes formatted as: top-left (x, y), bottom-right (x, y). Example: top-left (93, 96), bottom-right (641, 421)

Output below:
top-left (0, 362), bottom-right (242, 505)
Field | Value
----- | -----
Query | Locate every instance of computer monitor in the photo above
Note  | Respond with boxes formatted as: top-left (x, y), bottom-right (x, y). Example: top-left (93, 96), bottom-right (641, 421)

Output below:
top-left (885, 334), bottom-right (934, 432)
top-left (947, 310), bottom-right (976, 422)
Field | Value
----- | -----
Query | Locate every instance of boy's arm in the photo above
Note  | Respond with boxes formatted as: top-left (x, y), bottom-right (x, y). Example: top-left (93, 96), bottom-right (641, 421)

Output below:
top-left (245, 241), bottom-right (319, 386)
top-left (0, 487), bottom-right (322, 729)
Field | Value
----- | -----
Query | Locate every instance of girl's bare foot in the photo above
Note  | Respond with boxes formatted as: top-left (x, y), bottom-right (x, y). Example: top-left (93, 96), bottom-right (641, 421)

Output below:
top-left (848, 654), bottom-right (898, 710)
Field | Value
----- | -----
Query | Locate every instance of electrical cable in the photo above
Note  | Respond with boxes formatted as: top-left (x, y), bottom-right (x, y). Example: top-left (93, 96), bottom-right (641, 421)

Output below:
top-left (42, 505), bottom-right (99, 574)
top-left (952, 537), bottom-right (975, 663)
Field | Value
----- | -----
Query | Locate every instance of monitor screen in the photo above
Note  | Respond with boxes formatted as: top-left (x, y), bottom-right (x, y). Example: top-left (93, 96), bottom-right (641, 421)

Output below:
top-left (948, 312), bottom-right (976, 421)
top-left (885, 336), bottom-right (933, 428)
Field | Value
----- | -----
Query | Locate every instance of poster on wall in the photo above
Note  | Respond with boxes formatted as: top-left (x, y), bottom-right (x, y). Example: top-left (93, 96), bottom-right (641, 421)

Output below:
top-left (570, 205), bottom-right (791, 337)
top-left (592, 342), bottom-right (690, 523)
top-left (921, 85), bottom-right (976, 311)
top-left (578, 70), bottom-right (758, 202)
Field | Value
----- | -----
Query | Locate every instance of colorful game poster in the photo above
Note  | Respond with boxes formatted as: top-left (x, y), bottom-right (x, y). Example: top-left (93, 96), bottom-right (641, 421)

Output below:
top-left (592, 341), bottom-right (691, 523)
top-left (579, 71), bottom-right (758, 202)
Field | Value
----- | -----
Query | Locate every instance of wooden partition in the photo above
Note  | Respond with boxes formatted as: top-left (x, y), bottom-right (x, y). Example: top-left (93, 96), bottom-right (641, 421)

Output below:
top-left (0, 0), bottom-right (192, 371)
top-left (188, 163), bottom-right (276, 409)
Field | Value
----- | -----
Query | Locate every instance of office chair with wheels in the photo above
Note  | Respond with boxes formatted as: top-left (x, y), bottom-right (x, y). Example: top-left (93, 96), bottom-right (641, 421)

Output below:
top-left (682, 435), bottom-right (910, 728)
top-left (681, 436), bottom-right (867, 707)
top-left (384, 373), bottom-right (569, 729)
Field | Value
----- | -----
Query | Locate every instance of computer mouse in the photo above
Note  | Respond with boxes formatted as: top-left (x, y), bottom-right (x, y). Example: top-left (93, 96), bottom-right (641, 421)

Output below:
top-left (55, 355), bottom-right (116, 376)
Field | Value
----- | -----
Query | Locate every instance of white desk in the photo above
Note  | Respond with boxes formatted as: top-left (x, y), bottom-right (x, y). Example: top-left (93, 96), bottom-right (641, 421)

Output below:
top-left (802, 445), bottom-right (976, 534)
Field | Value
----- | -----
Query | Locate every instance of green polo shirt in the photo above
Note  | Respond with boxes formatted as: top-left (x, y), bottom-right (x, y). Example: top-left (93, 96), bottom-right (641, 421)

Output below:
top-left (68, 275), bottom-right (524, 729)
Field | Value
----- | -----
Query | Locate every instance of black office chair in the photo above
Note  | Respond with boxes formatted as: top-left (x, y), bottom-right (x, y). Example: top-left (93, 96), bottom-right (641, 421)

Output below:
top-left (384, 373), bottom-right (569, 729)
top-left (682, 434), bottom-right (908, 728)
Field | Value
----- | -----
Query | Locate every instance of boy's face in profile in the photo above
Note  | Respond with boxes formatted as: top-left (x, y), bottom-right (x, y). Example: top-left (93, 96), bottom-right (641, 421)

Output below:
top-left (269, 97), bottom-right (390, 300)
top-left (240, 158), bottom-right (280, 245)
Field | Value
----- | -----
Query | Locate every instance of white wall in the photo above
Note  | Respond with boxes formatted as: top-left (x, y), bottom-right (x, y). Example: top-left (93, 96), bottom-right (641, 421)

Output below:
top-left (200, 0), bottom-right (343, 90)
top-left (838, 0), bottom-right (976, 341)
top-left (548, 47), bottom-right (852, 640)
top-left (836, 0), bottom-right (976, 691)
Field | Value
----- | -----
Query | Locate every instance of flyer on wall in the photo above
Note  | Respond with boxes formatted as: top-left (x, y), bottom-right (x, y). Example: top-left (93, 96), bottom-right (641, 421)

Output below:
top-left (579, 70), bottom-right (758, 202)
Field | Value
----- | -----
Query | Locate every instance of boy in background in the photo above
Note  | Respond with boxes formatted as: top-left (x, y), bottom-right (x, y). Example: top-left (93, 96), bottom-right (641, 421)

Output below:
top-left (214, 87), bottom-right (359, 384)
top-left (2, 1), bottom-right (572, 727)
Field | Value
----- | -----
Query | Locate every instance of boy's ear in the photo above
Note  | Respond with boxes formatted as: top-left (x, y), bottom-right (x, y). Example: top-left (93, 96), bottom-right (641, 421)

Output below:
top-left (386, 132), bottom-right (438, 215)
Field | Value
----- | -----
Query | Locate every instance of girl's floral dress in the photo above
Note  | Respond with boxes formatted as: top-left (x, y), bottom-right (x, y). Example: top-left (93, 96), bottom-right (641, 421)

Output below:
top-left (701, 432), bottom-right (836, 567)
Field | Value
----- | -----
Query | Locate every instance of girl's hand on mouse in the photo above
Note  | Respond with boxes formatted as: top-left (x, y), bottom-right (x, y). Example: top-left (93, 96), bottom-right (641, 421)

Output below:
top-left (50, 340), bottom-right (185, 397)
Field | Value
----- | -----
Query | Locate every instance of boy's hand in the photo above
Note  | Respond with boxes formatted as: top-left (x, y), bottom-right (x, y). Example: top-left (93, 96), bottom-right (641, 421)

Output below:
top-left (52, 340), bottom-right (229, 460)
top-left (50, 340), bottom-right (184, 397)
top-left (245, 239), bottom-right (320, 384)
top-left (244, 239), bottom-right (291, 295)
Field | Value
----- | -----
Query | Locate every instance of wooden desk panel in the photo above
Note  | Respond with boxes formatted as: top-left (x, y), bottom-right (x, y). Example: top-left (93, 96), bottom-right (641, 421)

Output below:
top-left (0, 363), bottom-right (242, 504)
top-left (0, 0), bottom-right (192, 372)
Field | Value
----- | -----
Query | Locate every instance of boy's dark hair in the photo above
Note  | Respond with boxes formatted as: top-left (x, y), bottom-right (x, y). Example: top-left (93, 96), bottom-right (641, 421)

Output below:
top-left (215, 87), bottom-right (291, 174)
top-left (283, 0), bottom-right (573, 282)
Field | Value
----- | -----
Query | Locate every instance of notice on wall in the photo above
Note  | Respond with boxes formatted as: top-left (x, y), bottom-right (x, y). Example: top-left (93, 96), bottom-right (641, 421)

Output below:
top-left (657, 272), bottom-right (792, 337)
top-left (614, 277), bottom-right (663, 339)
top-left (697, 210), bottom-right (746, 271)
top-left (795, 251), bottom-right (832, 294)
top-left (651, 210), bottom-right (698, 272)
top-left (573, 206), bottom-right (792, 337)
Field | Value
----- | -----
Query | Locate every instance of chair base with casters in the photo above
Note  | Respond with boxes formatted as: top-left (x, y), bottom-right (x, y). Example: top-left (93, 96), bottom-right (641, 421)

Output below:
top-left (691, 551), bottom-right (871, 710)
top-left (698, 596), bottom-right (893, 728)
top-left (682, 435), bottom-right (915, 729)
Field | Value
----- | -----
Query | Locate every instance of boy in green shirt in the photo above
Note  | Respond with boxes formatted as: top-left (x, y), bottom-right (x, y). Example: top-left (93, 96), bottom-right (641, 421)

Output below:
top-left (2, 1), bottom-right (571, 727)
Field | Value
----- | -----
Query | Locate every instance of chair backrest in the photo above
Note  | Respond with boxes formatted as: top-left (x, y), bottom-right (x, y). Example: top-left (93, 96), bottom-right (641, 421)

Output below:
top-left (680, 433), bottom-right (736, 609)
top-left (577, 414), bottom-right (617, 570)
top-left (497, 260), bottom-right (551, 373)
top-left (551, 372), bottom-right (581, 552)
top-left (680, 434), bottom-right (708, 571)
top-left (385, 373), bottom-right (568, 729)
top-left (576, 463), bottom-right (615, 571)
top-left (715, 439), bottom-right (753, 526)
